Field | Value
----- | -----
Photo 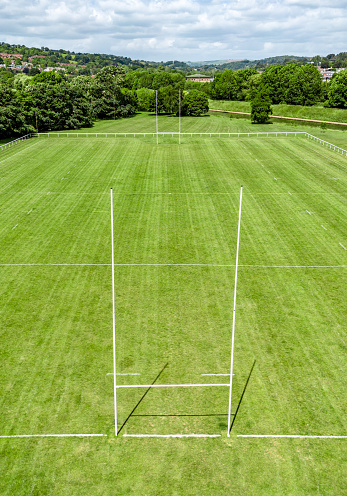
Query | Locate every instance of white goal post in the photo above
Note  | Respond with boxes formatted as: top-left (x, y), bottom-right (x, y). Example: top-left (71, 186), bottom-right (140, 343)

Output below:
top-left (110, 186), bottom-right (244, 437)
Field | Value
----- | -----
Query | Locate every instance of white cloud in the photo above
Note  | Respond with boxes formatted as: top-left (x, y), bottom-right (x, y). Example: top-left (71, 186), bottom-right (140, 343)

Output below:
top-left (0, 0), bottom-right (346, 61)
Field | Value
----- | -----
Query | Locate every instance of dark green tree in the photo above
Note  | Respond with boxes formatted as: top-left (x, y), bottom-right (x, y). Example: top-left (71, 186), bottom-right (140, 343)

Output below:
top-left (181, 90), bottom-right (209, 116)
top-left (326, 69), bottom-right (347, 108)
top-left (29, 71), bottom-right (65, 85)
top-left (285, 65), bottom-right (322, 105)
top-left (251, 89), bottom-right (272, 124)
top-left (0, 86), bottom-right (35, 138)
top-left (92, 65), bottom-right (136, 119)
top-left (210, 70), bottom-right (240, 100)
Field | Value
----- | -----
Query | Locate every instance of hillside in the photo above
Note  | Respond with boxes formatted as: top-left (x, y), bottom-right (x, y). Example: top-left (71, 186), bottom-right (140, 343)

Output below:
top-left (1, 42), bottom-right (347, 75)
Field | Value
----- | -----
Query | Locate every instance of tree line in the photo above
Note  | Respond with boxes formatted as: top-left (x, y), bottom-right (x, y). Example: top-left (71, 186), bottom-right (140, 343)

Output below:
top-left (0, 66), bottom-right (210, 139)
top-left (1, 59), bottom-right (346, 138)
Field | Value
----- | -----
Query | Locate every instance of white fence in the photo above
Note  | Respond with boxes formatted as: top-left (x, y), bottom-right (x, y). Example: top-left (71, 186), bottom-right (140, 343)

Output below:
top-left (305, 133), bottom-right (347, 156)
top-left (36, 131), bottom-right (306, 138)
top-left (0, 134), bottom-right (32, 152)
top-left (2, 131), bottom-right (346, 158)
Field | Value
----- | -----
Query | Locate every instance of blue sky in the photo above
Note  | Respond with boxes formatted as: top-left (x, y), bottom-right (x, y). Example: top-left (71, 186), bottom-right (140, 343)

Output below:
top-left (0, 0), bottom-right (346, 62)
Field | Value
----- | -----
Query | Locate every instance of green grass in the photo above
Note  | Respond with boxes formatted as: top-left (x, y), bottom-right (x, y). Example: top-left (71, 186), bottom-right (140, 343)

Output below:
top-left (209, 100), bottom-right (347, 124)
top-left (0, 114), bottom-right (346, 495)
top-left (56, 111), bottom-right (347, 148)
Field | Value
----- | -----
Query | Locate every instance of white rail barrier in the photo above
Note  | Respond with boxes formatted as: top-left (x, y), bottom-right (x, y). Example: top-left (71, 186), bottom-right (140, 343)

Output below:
top-left (305, 133), bottom-right (347, 156)
top-left (36, 131), bottom-right (306, 138)
top-left (0, 134), bottom-right (32, 152)
top-left (30, 131), bottom-right (347, 158)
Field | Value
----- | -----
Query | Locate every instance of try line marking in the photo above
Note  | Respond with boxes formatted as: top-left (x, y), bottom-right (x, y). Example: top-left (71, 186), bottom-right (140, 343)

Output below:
top-left (123, 434), bottom-right (221, 438)
top-left (237, 434), bottom-right (347, 439)
top-left (116, 383), bottom-right (229, 388)
top-left (0, 434), bottom-right (106, 439)
top-left (0, 263), bottom-right (346, 268)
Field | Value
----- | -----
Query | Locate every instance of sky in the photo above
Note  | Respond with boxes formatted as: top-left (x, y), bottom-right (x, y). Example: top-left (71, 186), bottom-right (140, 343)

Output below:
top-left (0, 0), bottom-right (346, 62)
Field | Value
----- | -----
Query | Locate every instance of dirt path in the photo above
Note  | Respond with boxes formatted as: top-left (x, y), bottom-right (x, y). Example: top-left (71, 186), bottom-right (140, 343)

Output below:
top-left (209, 108), bottom-right (347, 126)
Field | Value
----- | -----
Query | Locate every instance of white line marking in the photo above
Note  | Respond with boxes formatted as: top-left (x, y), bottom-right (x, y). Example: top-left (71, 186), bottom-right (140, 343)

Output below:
top-left (15, 191), bottom-right (346, 196)
top-left (339, 243), bottom-right (347, 250)
top-left (0, 434), bottom-right (107, 439)
top-left (0, 263), bottom-right (346, 268)
top-left (321, 225), bottom-right (327, 230)
top-left (237, 435), bottom-right (347, 439)
top-left (306, 210), bottom-right (312, 215)
top-left (106, 373), bottom-right (140, 376)
top-left (116, 383), bottom-right (229, 388)
top-left (123, 434), bottom-right (221, 438)
top-left (274, 177), bottom-right (277, 180)
top-left (0, 140), bottom-right (40, 166)
top-left (11, 225), bottom-right (18, 230)
top-left (288, 192), bottom-right (292, 195)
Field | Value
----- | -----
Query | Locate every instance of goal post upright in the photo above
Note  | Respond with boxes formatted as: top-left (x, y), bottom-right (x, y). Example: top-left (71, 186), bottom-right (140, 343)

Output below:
top-left (227, 185), bottom-right (243, 437)
top-left (110, 188), bottom-right (118, 436)
top-left (156, 90), bottom-right (158, 145)
top-left (179, 90), bottom-right (181, 145)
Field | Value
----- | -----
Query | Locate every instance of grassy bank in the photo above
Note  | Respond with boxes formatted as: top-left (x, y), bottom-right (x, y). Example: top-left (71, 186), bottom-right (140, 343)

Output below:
top-left (209, 100), bottom-right (347, 124)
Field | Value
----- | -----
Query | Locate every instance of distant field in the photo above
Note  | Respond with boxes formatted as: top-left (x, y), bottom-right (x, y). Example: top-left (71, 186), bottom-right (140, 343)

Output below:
top-left (58, 111), bottom-right (347, 149)
top-left (0, 114), bottom-right (346, 495)
top-left (209, 100), bottom-right (347, 124)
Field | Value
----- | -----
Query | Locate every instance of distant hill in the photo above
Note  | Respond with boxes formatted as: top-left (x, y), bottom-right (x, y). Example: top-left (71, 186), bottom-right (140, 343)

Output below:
top-left (187, 59), bottom-right (242, 67)
top-left (1, 42), bottom-right (346, 74)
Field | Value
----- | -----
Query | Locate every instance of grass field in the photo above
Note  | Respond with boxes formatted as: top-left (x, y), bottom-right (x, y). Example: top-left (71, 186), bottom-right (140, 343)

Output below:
top-left (0, 114), bottom-right (346, 495)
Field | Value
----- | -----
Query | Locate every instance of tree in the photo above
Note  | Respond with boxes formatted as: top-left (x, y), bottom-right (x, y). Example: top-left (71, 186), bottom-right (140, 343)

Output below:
top-left (29, 71), bottom-right (65, 85)
top-left (28, 68), bottom-right (40, 77)
top-left (93, 66), bottom-right (131, 119)
top-left (326, 69), bottom-right (347, 108)
top-left (259, 64), bottom-right (296, 104)
top-left (250, 89), bottom-right (272, 124)
top-left (210, 70), bottom-right (240, 100)
top-left (0, 86), bottom-right (35, 138)
top-left (19, 82), bottom-right (94, 131)
top-left (181, 90), bottom-right (209, 116)
top-left (136, 87), bottom-right (155, 111)
top-left (285, 65), bottom-right (322, 105)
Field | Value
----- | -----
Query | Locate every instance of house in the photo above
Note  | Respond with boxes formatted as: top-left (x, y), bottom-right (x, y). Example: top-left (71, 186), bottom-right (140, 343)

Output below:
top-left (317, 66), bottom-right (344, 82)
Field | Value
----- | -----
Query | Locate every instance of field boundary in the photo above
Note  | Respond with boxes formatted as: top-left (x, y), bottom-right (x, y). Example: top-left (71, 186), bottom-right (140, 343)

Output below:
top-left (34, 131), bottom-right (347, 156)
top-left (0, 434), bottom-right (107, 439)
top-left (237, 435), bottom-right (347, 439)
top-left (0, 134), bottom-right (32, 152)
top-left (36, 131), bottom-right (305, 138)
